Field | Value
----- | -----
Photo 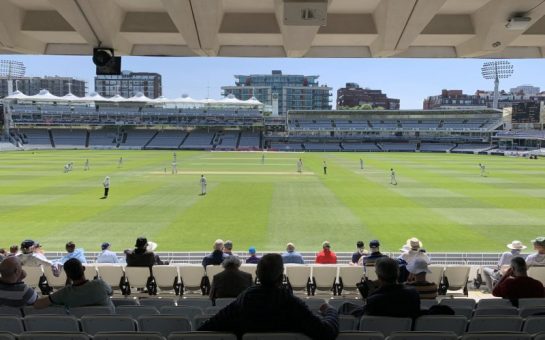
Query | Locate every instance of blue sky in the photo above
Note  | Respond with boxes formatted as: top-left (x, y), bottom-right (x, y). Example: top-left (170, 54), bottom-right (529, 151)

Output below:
top-left (2, 55), bottom-right (544, 109)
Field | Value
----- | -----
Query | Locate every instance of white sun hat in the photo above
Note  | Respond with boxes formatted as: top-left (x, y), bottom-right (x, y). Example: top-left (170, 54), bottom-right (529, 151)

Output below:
top-left (506, 240), bottom-right (527, 250)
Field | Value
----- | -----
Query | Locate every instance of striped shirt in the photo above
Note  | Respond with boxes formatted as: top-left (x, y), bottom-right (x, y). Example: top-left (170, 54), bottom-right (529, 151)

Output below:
top-left (0, 282), bottom-right (38, 307)
top-left (405, 281), bottom-right (438, 300)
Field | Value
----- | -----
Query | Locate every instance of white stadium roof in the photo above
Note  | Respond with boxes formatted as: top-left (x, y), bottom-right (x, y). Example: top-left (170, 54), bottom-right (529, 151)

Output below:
top-left (4, 90), bottom-right (263, 106)
top-left (1, 0), bottom-right (545, 58)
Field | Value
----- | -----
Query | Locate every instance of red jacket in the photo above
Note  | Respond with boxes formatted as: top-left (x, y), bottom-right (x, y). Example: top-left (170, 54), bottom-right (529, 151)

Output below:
top-left (493, 276), bottom-right (545, 301)
top-left (315, 249), bottom-right (337, 264)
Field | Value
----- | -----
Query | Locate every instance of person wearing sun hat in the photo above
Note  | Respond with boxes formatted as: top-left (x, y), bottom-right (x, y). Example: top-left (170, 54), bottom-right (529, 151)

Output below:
top-left (482, 240), bottom-right (527, 292)
top-left (126, 237), bottom-right (155, 267)
top-left (526, 237), bottom-right (545, 267)
top-left (405, 258), bottom-right (438, 300)
top-left (400, 237), bottom-right (430, 265)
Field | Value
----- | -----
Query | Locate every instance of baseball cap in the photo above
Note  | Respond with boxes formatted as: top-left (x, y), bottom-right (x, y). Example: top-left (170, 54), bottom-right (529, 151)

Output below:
top-left (66, 242), bottom-right (75, 251)
top-left (249, 247), bottom-right (256, 254)
top-left (369, 240), bottom-right (380, 248)
top-left (224, 240), bottom-right (233, 249)
top-left (101, 242), bottom-right (110, 250)
top-left (406, 258), bottom-right (432, 275)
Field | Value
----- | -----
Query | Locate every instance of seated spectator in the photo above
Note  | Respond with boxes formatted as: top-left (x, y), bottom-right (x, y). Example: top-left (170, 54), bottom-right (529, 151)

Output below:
top-left (224, 240), bottom-right (234, 256)
top-left (246, 247), bottom-right (260, 264)
top-left (526, 237), bottom-right (545, 267)
top-left (362, 240), bottom-right (387, 268)
top-left (199, 253), bottom-right (339, 340)
top-left (17, 240), bottom-right (59, 276)
top-left (96, 242), bottom-right (119, 263)
top-left (57, 242), bottom-right (87, 265)
top-left (8, 245), bottom-right (18, 257)
top-left (34, 258), bottom-right (114, 310)
top-left (0, 257), bottom-right (38, 306)
top-left (282, 243), bottom-right (305, 264)
top-left (202, 239), bottom-right (228, 267)
top-left (400, 238), bottom-right (430, 265)
top-left (210, 256), bottom-right (253, 302)
top-left (364, 257), bottom-right (421, 318)
top-left (351, 241), bottom-right (368, 265)
top-left (126, 237), bottom-right (155, 267)
top-left (315, 241), bottom-right (337, 264)
top-left (493, 257), bottom-right (545, 305)
top-left (482, 240), bottom-right (525, 292)
top-left (405, 258), bottom-right (438, 300)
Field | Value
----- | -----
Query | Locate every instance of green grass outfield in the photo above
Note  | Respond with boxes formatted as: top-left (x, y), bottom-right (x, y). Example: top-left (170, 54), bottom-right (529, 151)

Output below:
top-left (0, 150), bottom-right (544, 253)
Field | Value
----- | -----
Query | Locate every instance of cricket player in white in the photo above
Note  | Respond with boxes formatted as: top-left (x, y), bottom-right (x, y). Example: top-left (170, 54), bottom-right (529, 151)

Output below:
top-left (103, 176), bottom-right (110, 198)
top-left (297, 158), bottom-right (303, 173)
top-left (64, 164), bottom-right (69, 173)
top-left (479, 163), bottom-right (487, 177)
top-left (173, 152), bottom-right (177, 162)
top-left (360, 158), bottom-right (364, 170)
top-left (261, 154), bottom-right (265, 164)
top-left (118, 157), bottom-right (123, 168)
top-left (84, 159), bottom-right (89, 171)
top-left (200, 175), bottom-right (207, 195)
top-left (172, 161), bottom-right (177, 174)
top-left (390, 168), bottom-right (397, 185)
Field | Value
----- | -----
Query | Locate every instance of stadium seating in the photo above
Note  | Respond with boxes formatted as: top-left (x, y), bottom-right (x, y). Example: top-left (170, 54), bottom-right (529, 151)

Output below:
top-left (238, 132), bottom-right (260, 150)
top-left (180, 131), bottom-right (214, 150)
top-left (359, 316), bottom-right (412, 336)
top-left (50, 129), bottom-right (86, 148)
top-left (146, 131), bottom-right (187, 149)
top-left (122, 130), bottom-right (157, 148)
top-left (88, 130), bottom-right (117, 148)
top-left (414, 315), bottom-right (468, 336)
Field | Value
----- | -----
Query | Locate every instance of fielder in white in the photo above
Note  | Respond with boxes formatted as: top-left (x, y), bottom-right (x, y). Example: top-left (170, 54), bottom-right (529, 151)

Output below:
top-left (172, 161), bottom-right (177, 175)
top-left (296, 158), bottom-right (303, 173)
top-left (118, 157), bottom-right (123, 168)
top-left (390, 168), bottom-right (397, 185)
top-left (84, 159), bottom-right (90, 171)
top-left (200, 174), bottom-right (207, 195)
top-left (360, 158), bottom-right (364, 170)
top-left (479, 163), bottom-right (487, 177)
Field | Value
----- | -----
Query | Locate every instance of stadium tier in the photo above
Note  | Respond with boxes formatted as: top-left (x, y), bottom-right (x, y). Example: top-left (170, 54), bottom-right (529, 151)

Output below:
top-left (4, 96), bottom-right (541, 154)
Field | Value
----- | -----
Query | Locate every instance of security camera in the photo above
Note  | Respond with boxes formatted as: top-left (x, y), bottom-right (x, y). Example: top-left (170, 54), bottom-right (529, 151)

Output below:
top-left (93, 48), bottom-right (114, 67)
top-left (93, 47), bottom-right (121, 75)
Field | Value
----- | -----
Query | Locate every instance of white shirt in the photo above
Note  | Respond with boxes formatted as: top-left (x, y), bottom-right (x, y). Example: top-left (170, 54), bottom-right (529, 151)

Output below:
top-left (526, 252), bottom-right (545, 267)
top-left (200, 177), bottom-right (207, 185)
top-left (103, 178), bottom-right (110, 188)
top-left (497, 250), bottom-right (521, 267)
top-left (96, 250), bottom-right (119, 263)
top-left (401, 250), bottom-right (430, 264)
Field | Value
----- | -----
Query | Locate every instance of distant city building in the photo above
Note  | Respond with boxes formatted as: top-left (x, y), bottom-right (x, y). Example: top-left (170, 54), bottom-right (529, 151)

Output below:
top-left (95, 71), bottom-right (162, 98)
top-left (510, 85), bottom-right (540, 97)
top-left (0, 76), bottom-right (87, 98)
top-left (336, 82), bottom-right (399, 110)
top-left (221, 70), bottom-right (331, 115)
top-left (423, 89), bottom-right (487, 110)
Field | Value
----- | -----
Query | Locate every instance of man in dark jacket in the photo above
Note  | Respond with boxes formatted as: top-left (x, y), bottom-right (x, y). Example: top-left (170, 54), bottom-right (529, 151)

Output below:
top-left (202, 239), bottom-right (228, 267)
top-left (364, 257), bottom-right (421, 318)
top-left (199, 253), bottom-right (339, 340)
top-left (210, 256), bottom-right (252, 302)
top-left (126, 237), bottom-right (155, 267)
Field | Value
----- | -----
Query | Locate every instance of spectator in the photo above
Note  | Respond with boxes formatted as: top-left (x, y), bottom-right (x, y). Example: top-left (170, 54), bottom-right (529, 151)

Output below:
top-left (526, 237), bottom-right (545, 267)
top-left (364, 257), bottom-right (421, 318)
top-left (400, 238), bottom-right (430, 265)
top-left (315, 241), bottom-right (337, 264)
top-left (481, 240), bottom-right (526, 292)
top-left (96, 242), bottom-right (119, 263)
top-left (57, 242), bottom-right (87, 265)
top-left (8, 245), bottom-right (18, 257)
top-left (203, 239), bottom-right (228, 267)
top-left (282, 243), bottom-right (305, 264)
top-left (126, 237), bottom-right (155, 267)
top-left (17, 240), bottom-right (59, 276)
top-left (246, 247), bottom-right (260, 264)
top-left (362, 240), bottom-right (387, 268)
top-left (0, 257), bottom-right (38, 306)
top-left (351, 241), bottom-right (367, 265)
top-left (34, 258), bottom-right (114, 310)
top-left (199, 253), bottom-right (339, 340)
top-left (493, 257), bottom-right (545, 306)
top-left (224, 240), bottom-right (234, 256)
top-left (405, 258), bottom-right (438, 300)
top-left (210, 256), bottom-right (253, 302)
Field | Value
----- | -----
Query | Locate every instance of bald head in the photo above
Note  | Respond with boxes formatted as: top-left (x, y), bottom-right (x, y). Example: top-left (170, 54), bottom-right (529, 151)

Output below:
top-left (0, 257), bottom-right (25, 283)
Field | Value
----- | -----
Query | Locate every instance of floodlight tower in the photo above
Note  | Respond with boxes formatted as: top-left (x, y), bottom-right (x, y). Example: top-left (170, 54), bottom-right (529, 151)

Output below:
top-left (0, 60), bottom-right (26, 138)
top-left (481, 60), bottom-right (513, 109)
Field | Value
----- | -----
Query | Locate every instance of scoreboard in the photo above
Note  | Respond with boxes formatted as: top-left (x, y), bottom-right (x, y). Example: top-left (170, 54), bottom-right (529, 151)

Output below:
top-left (512, 102), bottom-right (541, 123)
